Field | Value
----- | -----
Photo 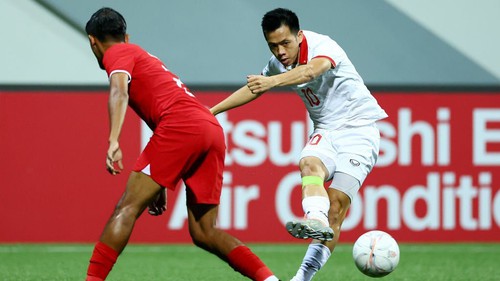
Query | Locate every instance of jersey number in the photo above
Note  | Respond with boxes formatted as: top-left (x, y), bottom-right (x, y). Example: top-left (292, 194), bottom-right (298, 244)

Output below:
top-left (162, 63), bottom-right (194, 97)
top-left (173, 77), bottom-right (195, 97)
top-left (308, 134), bottom-right (322, 145)
top-left (301, 87), bottom-right (320, 107)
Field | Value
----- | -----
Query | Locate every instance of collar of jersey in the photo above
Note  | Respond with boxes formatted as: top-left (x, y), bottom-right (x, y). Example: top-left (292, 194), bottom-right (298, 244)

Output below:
top-left (298, 33), bottom-right (308, 65)
top-left (286, 33), bottom-right (309, 71)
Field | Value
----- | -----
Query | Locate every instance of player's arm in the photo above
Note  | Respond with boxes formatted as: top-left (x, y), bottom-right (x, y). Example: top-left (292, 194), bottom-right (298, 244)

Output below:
top-left (210, 85), bottom-right (263, 116)
top-left (106, 72), bottom-right (129, 175)
top-left (247, 57), bottom-right (332, 94)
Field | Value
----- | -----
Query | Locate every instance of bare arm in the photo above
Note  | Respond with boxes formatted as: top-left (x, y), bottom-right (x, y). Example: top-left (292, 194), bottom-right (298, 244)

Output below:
top-left (247, 57), bottom-right (332, 94)
top-left (106, 72), bottom-right (129, 175)
top-left (210, 58), bottom-right (331, 116)
top-left (210, 85), bottom-right (263, 116)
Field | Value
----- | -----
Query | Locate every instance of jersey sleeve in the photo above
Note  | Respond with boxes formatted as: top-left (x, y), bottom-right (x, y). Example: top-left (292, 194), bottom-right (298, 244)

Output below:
top-left (311, 39), bottom-right (344, 69)
top-left (261, 63), bottom-right (270, 76)
top-left (103, 44), bottom-right (136, 82)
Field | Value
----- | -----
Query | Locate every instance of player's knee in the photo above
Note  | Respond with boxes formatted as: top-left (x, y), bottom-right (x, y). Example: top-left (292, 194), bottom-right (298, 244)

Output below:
top-left (187, 204), bottom-right (220, 249)
top-left (112, 202), bottom-right (142, 220)
top-left (299, 157), bottom-right (327, 178)
top-left (189, 227), bottom-right (216, 250)
top-left (190, 235), bottom-right (206, 250)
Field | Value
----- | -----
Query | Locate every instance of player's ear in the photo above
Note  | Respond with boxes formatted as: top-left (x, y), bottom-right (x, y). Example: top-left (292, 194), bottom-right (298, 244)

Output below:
top-left (124, 34), bottom-right (129, 43)
top-left (297, 30), bottom-right (304, 43)
top-left (88, 35), bottom-right (97, 46)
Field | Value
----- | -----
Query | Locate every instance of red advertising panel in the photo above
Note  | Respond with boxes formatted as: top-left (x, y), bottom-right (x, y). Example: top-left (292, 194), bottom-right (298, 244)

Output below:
top-left (1, 90), bottom-right (499, 243)
top-left (0, 92), bottom-right (141, 242)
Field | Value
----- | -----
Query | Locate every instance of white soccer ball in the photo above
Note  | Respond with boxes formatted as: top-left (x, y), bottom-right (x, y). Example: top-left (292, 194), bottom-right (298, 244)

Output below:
top-left (352, 230), bottom-right (400, 278)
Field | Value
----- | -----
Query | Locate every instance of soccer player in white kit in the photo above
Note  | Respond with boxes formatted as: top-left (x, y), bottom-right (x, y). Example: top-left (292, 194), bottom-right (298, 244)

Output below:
top-left (210, 8), bottom-right (388, 281)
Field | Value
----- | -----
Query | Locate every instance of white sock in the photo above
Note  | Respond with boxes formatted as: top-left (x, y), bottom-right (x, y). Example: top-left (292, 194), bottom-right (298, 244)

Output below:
top-left (263, 276), bottom-right (279, 281)
top-left (291, 243), bottom-right (331, 281)
top-left (302, 196), bottom-right (330, 225)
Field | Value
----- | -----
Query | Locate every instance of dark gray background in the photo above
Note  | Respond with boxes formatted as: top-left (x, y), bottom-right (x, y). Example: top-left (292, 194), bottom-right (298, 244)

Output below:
top-left (37, 0), bottom-right (499, 87)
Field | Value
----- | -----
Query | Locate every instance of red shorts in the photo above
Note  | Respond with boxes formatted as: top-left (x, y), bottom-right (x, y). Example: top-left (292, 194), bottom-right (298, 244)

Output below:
top-left (133, 120), bottom-right (225, 204)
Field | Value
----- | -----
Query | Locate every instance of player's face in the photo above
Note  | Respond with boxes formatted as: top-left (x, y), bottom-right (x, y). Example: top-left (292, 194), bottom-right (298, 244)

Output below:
top-left (265, 25), bottom-right (303, 67)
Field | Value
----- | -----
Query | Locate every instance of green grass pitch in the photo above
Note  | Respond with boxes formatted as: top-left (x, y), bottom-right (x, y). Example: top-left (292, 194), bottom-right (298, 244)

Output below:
top-left (0, 243), bottom-right (498, 280)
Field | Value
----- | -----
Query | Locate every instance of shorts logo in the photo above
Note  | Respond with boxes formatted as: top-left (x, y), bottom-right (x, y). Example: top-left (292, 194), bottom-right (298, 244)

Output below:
top-left (350, 159), bottom-right (360, 166)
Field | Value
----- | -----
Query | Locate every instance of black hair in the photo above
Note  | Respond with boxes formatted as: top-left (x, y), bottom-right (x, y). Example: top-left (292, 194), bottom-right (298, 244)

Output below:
top-left (261, 8), bottom-right (300, 35)
top-left (85, 7), bottom-right (127, 42)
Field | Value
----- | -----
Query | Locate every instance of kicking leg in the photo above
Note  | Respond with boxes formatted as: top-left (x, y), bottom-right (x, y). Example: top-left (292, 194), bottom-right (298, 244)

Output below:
top-left (291, 172), bottom-right (356, 281)
top-left (86, 171), bottom-right (162, 280)
top-left (286, 156), bottom-right (333, 241)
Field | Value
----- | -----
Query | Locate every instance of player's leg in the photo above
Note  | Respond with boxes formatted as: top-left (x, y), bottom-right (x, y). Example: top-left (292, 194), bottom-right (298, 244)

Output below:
top-left (291, 124), bottom-right (380, 280)
top-left (181, 122), bottom-right (279, 281)
top-left (325, 173), bottom-right (357, 250)
top-left (286, 156), bottom-right (333, 241)
top-left (186, 202), bottom-right (279, 281)
top-left (290, 173), bottom-right (357, 281)
top-left (86, 171), bottom-right (162, 280)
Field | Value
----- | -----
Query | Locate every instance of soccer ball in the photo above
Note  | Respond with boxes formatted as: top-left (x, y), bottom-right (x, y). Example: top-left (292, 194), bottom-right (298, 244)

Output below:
top-left (352, 230), bottom-right (400, 278)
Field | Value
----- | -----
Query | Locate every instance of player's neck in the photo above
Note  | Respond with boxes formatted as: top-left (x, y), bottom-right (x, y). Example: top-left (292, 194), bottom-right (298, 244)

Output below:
top-left (101, 41), bottom-right (126, 53)
top-left (101, 34), bottom-right (129, 52)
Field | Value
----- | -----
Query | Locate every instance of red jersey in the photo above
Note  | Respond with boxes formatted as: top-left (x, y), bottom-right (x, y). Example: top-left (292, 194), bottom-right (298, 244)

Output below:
top-left (102, 43), bottom-right (217, 131)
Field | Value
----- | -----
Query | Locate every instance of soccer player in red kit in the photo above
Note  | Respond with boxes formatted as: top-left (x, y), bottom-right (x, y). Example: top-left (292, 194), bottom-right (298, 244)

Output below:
top-left (84, 7), bottom-right (279, 281)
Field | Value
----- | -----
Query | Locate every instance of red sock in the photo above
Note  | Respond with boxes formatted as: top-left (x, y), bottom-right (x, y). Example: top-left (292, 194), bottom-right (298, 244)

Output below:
top-left (86, 242), bottom-right (119, 280)
top-left (227, 245), bottom-right (274, 281)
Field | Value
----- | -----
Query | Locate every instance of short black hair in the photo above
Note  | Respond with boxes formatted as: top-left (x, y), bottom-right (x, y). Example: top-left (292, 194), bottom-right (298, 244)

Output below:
top-left (85, 7), bottom-right (127, 42)
top-left (261, 8), bottom-right (300, 35)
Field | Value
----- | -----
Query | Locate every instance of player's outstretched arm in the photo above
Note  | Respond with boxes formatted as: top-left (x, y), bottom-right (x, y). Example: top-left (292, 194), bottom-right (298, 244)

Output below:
top-left (272, 57), bottom-right (332, 87)
top-left (210, 85), bottom-right (263, 116)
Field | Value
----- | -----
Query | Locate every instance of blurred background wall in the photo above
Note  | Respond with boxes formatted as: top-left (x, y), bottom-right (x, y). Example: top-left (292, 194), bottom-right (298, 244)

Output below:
top-left (1, 0), bottom-right (499, 87)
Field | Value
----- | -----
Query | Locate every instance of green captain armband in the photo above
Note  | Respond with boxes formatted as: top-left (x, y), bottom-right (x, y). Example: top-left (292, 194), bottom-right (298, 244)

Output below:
top-left (301, 176), bottom-right (324, 188)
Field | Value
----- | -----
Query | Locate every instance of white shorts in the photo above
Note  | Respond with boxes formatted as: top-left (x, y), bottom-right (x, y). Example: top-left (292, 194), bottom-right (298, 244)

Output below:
top-left (300, 123), bottom-right (380, 198)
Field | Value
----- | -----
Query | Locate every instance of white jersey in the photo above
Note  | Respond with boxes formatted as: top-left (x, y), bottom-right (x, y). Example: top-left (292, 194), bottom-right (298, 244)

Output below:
top-left (262, 30), bottom-right (388, 130)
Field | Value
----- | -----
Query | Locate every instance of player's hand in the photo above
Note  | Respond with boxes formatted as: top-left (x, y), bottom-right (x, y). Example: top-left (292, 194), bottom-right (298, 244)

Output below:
top-left (148, 188), bottom-right (167, 216)
top-left (247, 75), bottom-right (275, 94)
top-left (106, 141), bottom-right (123, 175)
